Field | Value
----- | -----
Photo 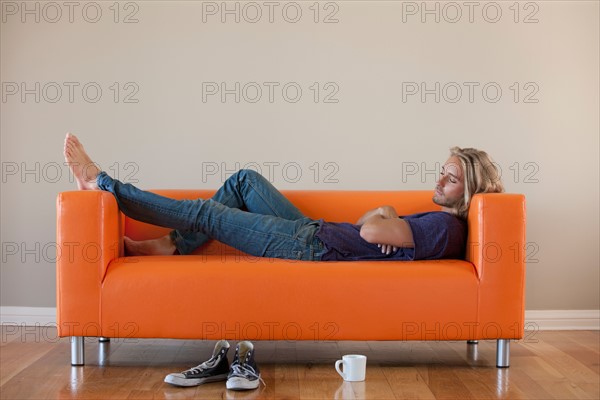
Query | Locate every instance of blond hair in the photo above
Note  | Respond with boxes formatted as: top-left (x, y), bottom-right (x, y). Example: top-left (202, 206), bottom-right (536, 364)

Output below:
top-left (449, 147), bottom-right (504, 219)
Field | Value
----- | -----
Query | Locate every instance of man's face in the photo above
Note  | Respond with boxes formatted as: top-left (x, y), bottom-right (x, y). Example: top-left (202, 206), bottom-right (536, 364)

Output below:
top-left (433, 156), bottom-right (465, 208)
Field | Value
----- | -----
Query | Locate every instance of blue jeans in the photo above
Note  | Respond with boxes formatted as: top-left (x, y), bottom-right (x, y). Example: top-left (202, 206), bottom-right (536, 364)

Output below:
top-left (96, 169), bottom-right (326, 261)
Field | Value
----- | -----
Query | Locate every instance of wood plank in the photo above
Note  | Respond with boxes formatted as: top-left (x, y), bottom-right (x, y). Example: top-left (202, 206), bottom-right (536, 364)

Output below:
top-left (257, 363), bottom-right (300, 399)
top-left (520, 334), bottom-right (599, 392)
top-left (1, 328), bottom-right (599, 399)
top-left (0, 326), bottom-right (61, 386)
top-left (381, 367), bottom-right (436, 400)
top-left (507, 357), bottom-right (556, 400)
top-left (541, 331), bottom-right (600, 375)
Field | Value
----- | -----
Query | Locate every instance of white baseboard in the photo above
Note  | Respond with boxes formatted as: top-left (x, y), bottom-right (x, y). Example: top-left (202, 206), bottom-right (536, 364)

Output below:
top-left (0, 307), bottom-right (57, 326)
top-left (525, 310), bottom-right (600, 331)
top-left (1, 307), bottom-right (599, 331)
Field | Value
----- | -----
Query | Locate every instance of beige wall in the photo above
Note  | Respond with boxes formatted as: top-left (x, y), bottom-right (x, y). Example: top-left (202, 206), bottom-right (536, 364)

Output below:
top-left (1, 1), bottom-right (598, 310)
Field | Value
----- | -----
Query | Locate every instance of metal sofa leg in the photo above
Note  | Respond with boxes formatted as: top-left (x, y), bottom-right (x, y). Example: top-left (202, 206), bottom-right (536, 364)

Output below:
top-left (99, 337), bottom-right (110, 343)
top-left (496, 339), bottom-right (510, 368)
top-left (71, 337), bottom-right (85, 366)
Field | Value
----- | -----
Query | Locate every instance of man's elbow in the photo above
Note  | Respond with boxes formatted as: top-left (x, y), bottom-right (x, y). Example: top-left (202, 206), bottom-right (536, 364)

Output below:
top-left (359, 224), bottom-right (377, 243)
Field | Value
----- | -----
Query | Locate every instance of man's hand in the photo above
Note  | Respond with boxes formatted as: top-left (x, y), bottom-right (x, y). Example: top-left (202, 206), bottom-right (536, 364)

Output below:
top-left (357, 206), bottom-right (414, 254)
top-left (373, 207), bottom-right (398, 255)
top-left (357, 206), bottom-right (411, 254)
top-left (378, 243), bottom-right (398, 255)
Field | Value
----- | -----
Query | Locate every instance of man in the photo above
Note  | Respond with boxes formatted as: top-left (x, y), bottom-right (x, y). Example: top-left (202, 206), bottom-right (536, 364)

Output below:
top-left (63, 133), bottom-right (504, 389)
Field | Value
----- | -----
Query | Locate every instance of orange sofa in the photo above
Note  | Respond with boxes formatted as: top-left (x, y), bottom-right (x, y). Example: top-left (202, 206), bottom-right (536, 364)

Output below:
top-left (56, 190), bottom-right (526, 367)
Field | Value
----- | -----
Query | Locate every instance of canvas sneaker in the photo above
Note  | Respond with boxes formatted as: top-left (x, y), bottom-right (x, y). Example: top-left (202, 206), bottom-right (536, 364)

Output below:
top-left (164, 340), bottom-right (230, 387)
top-left (226, 341), bottom-right (265, 391)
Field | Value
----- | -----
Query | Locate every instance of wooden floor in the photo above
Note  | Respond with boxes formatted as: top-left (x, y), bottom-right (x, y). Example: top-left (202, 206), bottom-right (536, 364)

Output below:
top-left (1, 327), bottom-right (598, 399)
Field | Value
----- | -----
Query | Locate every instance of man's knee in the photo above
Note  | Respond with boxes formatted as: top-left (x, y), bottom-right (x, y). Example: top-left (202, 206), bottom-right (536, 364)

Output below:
top-left (236, 168), bottom-right (261, 182)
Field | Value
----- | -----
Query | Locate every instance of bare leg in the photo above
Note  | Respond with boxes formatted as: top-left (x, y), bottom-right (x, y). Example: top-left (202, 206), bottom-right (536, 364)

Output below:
top-left (124, 235), bottom-right (176, 256)
top-left (63, 133), bottom-right (175, 255)
top-left (63, 134), bottom-right (317, 260)
top-left (63, 133), bottom-right (100, 190)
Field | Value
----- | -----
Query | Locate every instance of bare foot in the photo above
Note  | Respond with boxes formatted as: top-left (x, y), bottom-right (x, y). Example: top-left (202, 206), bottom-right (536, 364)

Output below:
top-left (63, 132), bottom-right (100, 190)
top-left (124, 235), bottom-right (177, 256)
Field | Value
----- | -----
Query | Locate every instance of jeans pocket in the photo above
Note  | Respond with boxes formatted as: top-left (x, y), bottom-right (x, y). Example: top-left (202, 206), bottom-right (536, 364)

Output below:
top-left (293, 219), bottom-right (320, 243)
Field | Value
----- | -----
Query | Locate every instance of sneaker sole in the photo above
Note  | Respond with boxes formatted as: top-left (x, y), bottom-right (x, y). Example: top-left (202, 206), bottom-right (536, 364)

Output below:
top-left (164, 373), bottom-right (228, 387)
top-left (226, 377), bottom-right (260, 391)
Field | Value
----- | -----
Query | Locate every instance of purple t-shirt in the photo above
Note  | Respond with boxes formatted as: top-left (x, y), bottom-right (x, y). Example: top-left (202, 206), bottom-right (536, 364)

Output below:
top-left (315, 211), bottom-right (467, 261)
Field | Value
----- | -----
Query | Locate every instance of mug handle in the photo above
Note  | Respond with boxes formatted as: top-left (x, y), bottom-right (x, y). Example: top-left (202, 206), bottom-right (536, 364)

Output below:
top-left (335, 360), bottom-right (346, 380)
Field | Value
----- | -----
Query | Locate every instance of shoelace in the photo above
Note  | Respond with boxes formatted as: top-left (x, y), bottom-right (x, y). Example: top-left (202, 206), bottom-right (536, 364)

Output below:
top-left (229, 362), bottom-right (267, 388)
top-left (183, 356), bottom-right (217, 375)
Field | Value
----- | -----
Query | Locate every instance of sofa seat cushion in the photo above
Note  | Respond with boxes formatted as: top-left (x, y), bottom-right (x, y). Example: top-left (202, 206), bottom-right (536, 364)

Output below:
top-left (101, 256), bottom-right (479, 341)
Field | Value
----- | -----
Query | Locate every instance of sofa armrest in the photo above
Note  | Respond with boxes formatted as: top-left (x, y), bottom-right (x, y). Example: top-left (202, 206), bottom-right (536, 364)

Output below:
top-left (56, 191), bottom-right (123, 337)
top-left (466, 193), bottom-right (526, 338)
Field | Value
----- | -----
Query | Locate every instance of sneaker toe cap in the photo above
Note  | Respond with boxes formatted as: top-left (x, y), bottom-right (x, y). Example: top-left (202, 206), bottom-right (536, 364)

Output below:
top-left (164, 373), bottom-right (187, 385)
top-left (226, 377), bottom-right (258, 390)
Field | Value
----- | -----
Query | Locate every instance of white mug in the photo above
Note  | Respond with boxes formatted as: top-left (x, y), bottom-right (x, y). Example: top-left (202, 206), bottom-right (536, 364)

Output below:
top-left (335, 354), bottom-right (367, 382)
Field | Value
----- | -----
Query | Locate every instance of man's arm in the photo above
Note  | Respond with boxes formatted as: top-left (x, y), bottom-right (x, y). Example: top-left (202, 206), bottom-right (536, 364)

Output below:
top-left (358, 206), bottom-right (415, 253)
top-left (356, 205), bottom-right (398, 225)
